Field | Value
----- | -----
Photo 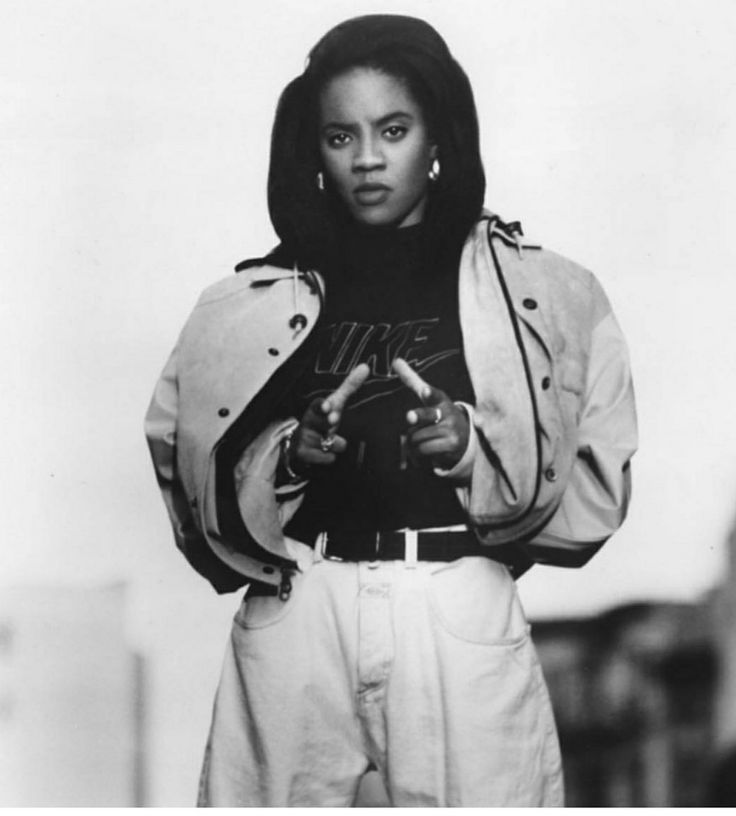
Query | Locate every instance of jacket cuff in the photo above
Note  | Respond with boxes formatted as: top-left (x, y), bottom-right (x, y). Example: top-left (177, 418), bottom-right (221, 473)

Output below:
top-left (433, 402), bottom-right (477, 484)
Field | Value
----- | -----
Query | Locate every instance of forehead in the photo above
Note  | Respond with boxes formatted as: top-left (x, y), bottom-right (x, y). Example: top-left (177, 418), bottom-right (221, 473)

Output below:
top-left (318, 67), bottom-right (421, 123)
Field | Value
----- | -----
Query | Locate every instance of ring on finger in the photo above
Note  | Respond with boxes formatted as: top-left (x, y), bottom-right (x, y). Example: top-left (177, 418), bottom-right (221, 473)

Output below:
top-left (432, 407), bottom-right (442, 425)
top-left (320, 435), bottom-right (336, 452)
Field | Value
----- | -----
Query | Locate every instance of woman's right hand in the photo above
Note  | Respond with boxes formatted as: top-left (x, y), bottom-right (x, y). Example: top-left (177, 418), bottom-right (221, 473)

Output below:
top-left (288, 364), bottom-right (370, 474)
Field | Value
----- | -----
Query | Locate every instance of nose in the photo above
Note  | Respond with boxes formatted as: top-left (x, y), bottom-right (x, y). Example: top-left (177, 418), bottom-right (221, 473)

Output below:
top-left (352, 135), bottom-right (385, 173)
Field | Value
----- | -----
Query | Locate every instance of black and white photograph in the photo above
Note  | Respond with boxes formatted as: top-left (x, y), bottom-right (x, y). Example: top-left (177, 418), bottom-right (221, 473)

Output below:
top-left (2, 0), bottom-right (736, 807)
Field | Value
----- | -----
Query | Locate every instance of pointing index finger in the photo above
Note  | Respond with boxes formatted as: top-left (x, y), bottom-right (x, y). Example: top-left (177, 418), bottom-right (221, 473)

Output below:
top-left (325, 363), bottom-right (370, 415)
top-left (392, 357), bottom-right (431, 402)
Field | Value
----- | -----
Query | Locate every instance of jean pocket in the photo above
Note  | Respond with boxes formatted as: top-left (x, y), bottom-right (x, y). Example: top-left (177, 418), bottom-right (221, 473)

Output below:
top-left (426, 556), bottom-right (530, 646)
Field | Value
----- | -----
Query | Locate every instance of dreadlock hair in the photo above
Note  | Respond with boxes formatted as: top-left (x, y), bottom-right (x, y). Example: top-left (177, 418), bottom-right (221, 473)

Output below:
top-left (263, 14), bottom-right (486, 276)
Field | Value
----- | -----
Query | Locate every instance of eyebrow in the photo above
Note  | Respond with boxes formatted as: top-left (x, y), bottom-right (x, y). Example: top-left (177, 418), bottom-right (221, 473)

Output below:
top-left (321, 110), bottom-right (415, 131)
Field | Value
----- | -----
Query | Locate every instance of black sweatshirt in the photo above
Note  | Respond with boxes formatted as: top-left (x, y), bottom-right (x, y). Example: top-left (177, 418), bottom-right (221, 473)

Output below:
top-left (283, 222), bottom-right (475, 543)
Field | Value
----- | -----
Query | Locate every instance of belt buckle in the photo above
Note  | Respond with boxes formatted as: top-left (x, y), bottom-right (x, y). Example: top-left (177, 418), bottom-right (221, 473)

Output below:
top-left (366, 530), bottom-right (419, 569)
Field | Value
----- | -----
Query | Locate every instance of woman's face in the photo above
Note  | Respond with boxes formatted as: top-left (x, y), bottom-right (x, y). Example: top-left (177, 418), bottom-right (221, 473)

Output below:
top-left (318, 67), bottom-right (437, 228)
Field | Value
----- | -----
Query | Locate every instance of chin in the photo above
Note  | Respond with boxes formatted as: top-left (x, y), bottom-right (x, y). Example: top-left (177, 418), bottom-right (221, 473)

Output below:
top-left (350, 208), bottom-right (395, 227)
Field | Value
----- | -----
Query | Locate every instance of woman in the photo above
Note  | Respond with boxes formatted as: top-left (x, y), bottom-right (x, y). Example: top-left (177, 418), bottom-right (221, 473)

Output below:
top-left (145, 14), bottom-right (637, 807)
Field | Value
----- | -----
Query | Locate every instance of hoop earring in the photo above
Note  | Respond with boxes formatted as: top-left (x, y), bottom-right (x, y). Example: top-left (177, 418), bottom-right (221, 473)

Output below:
top-left (316, 171), bottom-right (325, 191)
top-left (428, 158), bottom-right (440, 182)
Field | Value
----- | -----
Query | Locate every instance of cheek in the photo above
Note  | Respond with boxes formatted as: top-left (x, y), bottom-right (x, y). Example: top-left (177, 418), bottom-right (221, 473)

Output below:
top-left (320, 149), bottom-right (347, 186)
top-left (404, 149), bottom-right (432, 194)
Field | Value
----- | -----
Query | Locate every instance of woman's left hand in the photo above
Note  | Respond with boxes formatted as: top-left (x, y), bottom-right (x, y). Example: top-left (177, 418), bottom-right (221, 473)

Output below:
top-left (392, 357), bottom-right (470, 471)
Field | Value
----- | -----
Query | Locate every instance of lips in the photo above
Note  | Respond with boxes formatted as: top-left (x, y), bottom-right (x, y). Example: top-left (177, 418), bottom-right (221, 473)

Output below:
top-left (353, 183), bottom-right (391, 206)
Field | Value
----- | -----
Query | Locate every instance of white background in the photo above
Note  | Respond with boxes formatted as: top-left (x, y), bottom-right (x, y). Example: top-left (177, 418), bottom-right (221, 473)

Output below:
top-left (2, 0), bottom-right (736, 804)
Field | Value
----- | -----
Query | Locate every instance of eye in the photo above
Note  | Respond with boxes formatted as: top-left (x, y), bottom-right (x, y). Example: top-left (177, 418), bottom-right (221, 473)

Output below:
top-left (325, 131), bottom-right (351, 148)
top-left (383, 125), bottom-right (408, 141)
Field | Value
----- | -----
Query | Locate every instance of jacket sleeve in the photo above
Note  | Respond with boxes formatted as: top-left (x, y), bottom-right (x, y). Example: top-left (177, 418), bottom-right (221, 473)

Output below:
top-left (144, 341), bottom-right (246, 593)
top-left (521, 306), bottom-right (637, 567)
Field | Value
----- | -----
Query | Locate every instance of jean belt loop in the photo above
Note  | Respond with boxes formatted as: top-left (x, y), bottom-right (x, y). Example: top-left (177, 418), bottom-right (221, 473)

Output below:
top-left (405, 529), bottom-right (418, 569)
top-left (367, 531), bottom-right (380, 570)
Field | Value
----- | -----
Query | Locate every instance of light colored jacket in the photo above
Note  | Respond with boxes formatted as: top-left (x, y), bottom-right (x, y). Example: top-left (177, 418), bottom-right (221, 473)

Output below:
top-left (145, 216), bottom-right (637, 593)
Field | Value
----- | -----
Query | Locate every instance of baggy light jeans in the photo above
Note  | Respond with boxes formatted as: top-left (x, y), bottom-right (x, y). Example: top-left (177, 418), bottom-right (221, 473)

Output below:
top-left (197, 546), bottom-right (564, 807)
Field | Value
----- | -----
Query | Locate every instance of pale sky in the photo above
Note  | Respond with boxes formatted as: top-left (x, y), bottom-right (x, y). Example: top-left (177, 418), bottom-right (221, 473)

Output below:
top-left (3, 0), bottom-right (736, 804)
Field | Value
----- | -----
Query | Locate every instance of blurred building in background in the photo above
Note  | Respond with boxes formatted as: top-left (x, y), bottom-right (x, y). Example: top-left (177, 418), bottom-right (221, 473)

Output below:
top-left (534, 600), bottom-right (718, 806)
top-left (532, 511), bottom-right (736, 808)
top-left (0, 583), bottom-right (145, 806)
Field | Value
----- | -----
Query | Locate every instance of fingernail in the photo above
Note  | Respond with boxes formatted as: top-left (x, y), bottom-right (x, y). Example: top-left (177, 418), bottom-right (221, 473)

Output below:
top-left (407, 410), bottom-right (417, 425)
top-left (422, 387), bottom-right (431, 400)
top-left (321, 400), bottom-right (330, 413)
